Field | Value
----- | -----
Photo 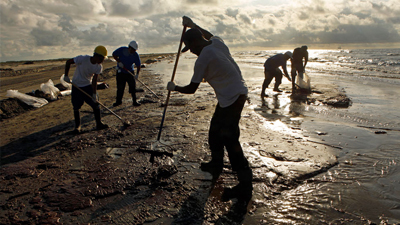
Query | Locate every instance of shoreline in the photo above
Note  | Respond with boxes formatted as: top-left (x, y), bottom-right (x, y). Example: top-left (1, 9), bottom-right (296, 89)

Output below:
top-left (1, 55), bottom-right (349, 224)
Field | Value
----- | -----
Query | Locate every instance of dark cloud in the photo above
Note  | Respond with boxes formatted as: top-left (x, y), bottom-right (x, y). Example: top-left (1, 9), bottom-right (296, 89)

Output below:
top-left (317, 24), bottom-right (400, 44)
top-left (239, 14), bottom-right (252, 25)
top-left (226, 8), bottom-right (239, 19)
top-left (30, 28), bottom-right (70, 46)
top-left (0, 4), bottom-right (23, 25)
top-left (58, 15), bottom-right (76, 32)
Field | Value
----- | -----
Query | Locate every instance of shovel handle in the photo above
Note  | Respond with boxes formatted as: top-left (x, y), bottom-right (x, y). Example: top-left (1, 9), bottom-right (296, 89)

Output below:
top-left (121, 67), bottom-right (160, 99)
top-left (71, 83), bottom-right (125, 122)
top-left (157, 25), bottom-right (187, 141)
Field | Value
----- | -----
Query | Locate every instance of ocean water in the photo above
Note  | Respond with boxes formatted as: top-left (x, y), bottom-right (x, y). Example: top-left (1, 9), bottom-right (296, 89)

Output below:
top-left (149, 48), bottom-right (400, 224)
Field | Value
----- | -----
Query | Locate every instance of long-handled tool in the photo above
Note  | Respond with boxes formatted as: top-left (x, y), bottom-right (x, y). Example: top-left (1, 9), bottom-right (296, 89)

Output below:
top-left (71, 83), bottom-right (131, 127)
top-left (157, 25), bottom-right (187, 141)
top-left (122, 67), bottom-right (160, 99)
top-left (145, 25), bottom-right (187, 157)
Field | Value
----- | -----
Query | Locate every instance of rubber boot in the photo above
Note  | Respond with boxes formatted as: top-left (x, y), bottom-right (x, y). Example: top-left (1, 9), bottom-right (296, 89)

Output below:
top-left (113, 89), bottom-right (123, 106)
top-left (273, 82), bottom-right (282, 92)
top-left (74, 110), bottom-right (81, 133)
top-left (221, 168), bottom-right (253, 202)
top-left (200, 151), bottom-right (223, 180)
top-left (94, 108), bottom-right (108, 130)
top-left (132, 93), bottom-right (141, 106)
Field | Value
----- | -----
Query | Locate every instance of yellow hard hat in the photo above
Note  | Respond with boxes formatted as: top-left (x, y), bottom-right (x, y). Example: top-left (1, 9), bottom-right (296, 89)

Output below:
top-left (94, 45), bottom-right (108, 58)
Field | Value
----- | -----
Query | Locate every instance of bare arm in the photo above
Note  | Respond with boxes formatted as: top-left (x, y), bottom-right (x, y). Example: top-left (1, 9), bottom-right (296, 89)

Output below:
top-left (64, 58), bottom-right (75, 77)
top-left (92, 74), bottom-right (98, 94)
top-left (282, 65), bottom-right (292, 81)
top-left (136, 66), bottom-right (140, 76)
top-left (175, 82), bottom-right (200, 94)
top-left (303, 52), bottom-right (308, 69)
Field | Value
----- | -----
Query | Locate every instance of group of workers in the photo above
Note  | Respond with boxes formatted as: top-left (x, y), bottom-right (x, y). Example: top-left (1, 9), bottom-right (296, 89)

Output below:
top-left (64, 40), bottom-right (142, 133)
top-left (63, 16), bottom-right (309, 209)
top-left (261, 46), bottom-right (309, 98)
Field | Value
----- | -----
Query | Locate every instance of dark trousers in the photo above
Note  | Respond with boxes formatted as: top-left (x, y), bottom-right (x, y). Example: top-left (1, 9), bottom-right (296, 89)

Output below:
top-left (262, 68), bottom-right (283, 95)
top-left (71, 85), bottom-right (101, 126)
top-left (71, 85), bottom-right (99, 111)
top-left (291, 63), bottom-right (304, 89)
top-left (116, 72), bottom-right (136, 103)
top-left (208, 94), bottom-right (249, 172)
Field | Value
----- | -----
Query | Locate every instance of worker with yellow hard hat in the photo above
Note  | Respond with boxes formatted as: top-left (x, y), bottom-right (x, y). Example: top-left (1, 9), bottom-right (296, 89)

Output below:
top-left (63, 45), bottom-right (109, 133)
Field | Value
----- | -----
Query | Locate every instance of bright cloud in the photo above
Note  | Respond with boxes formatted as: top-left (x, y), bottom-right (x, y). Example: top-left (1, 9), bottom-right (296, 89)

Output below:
top-left (1, 0), bottom-right (399, 61)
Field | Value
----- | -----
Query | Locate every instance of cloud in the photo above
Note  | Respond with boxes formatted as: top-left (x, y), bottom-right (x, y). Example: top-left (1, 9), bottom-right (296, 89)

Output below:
top-left (0, 0), bottom-right (399, 61)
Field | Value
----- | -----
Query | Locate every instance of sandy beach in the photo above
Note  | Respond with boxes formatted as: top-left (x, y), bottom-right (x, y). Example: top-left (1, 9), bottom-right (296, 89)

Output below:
top-left (0, 53), bottom-right (376, 224)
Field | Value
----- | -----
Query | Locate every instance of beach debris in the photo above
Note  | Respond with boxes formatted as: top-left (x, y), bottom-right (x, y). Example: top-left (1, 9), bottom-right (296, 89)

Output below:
top-left (357, 125), bottom-right (400, 132)
top-left (324, 94), bottom-right (351, 107)
top-left (306, 139), bottom-right (343, 149)
top-left (145, 59), bottom-right (158, 64)
top-left (40, 79), bottom-right (60, 101)
top-left (316, 131), bottom-right (328, 135)
top-left (60, 74), bottom-right (72, 90)
top-left (6, 90), bottom-right (48, 108)
top-left (374, 130), bottom-right (387, 134)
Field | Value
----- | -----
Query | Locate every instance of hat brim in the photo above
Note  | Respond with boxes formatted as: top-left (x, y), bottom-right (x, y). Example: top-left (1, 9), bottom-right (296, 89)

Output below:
top-left (181, 45), bottom-right (190, 52)
top-left (94, 53), bottom-right (108, 59)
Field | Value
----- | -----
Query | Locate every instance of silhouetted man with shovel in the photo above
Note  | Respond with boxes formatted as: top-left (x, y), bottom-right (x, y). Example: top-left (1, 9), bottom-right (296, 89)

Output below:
top-left (261, 51), bottom-right (293, 98)
top-left (167, 16), bottom-right (253, 207)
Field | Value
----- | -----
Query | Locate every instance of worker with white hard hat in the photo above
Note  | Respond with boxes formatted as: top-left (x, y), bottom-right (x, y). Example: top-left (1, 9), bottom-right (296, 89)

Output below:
top-left (261, 51), bottom-right (293, 98)
top-left (112, 40), bottom-right (142, 106)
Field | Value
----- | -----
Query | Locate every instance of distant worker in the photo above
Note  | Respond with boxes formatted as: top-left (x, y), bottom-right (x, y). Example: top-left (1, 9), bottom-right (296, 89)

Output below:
top-left (261, 51), bottom-right (293, 98)
top-left (291, 45), bottom-right (308, 92)
top-left (64, 45), bottom-right (109, 133)
top-left (167, 16), bottom-right (253, 207)
top-left (112, 41), bottom-right (141, 107)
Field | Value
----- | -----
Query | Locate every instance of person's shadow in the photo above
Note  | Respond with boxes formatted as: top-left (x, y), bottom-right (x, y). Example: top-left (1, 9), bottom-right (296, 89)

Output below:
top-left (172, 169), bottom-right (221, 225)
top-left (172, 169), bottom-right (252, 225)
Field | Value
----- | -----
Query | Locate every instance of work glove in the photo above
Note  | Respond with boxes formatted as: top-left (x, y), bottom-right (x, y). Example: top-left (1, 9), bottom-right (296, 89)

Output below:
top-left (167, 81), bottom-right (176, 91)
top-left (135, 74), bottom-right (139, 80)
top-left (118, 62), bottom-right (125, 69)
top-left (182, 16), bottom-right (196, 28)
top-left (64, 75), bottom-right (71, 83)
top-left (92, 93), bottom-right (99, 103)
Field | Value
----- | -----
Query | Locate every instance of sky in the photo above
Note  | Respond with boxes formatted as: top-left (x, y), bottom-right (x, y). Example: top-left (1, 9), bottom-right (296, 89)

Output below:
top-left (1, 0), bottom-right (400, 62)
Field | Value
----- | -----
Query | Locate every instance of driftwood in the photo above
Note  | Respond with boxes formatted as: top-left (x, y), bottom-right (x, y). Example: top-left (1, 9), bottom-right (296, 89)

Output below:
top-left (306, 139), bottom-right (343, 149)
top-left (357, 125), bottom-right (400, 132)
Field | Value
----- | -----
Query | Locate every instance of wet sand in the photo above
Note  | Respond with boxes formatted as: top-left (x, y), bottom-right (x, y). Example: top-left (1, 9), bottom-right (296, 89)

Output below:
top-left (1, 55), bottom-right (348, 224)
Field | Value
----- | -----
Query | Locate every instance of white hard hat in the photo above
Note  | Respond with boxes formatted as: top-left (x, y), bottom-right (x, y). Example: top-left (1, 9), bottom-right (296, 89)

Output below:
top-left (129, 40), bottom-right (138, 50)
top-left (284, 51), bottom-right (293, 59)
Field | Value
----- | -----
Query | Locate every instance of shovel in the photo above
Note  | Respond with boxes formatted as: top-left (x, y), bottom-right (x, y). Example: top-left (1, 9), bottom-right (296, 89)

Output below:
top-left (144, 25), bottom-right (187, 160)
top-left (71, 83), bottom-right (131, 127)
top-left (121, 67), bottom-right (160, 99)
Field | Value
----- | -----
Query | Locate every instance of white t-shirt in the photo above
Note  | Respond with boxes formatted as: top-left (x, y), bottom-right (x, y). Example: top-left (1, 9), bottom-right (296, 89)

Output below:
top-left (72, 55), bottom-right (103, 87)
top-left (191, 36), bottom-right (247, 108)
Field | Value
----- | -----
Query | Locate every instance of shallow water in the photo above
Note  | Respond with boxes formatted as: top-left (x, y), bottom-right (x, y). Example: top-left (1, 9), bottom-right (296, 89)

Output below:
top-left (148, 49), bottom-right (400, 224)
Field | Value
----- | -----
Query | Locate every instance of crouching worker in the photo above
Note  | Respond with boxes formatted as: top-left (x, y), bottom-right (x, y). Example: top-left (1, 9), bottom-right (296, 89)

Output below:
top-left (167, 16), bottom-right (253, 206)
top-left (261, 51), bottom-right (293, 98)
top-left (64, 45), bottom-right (109, 133)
